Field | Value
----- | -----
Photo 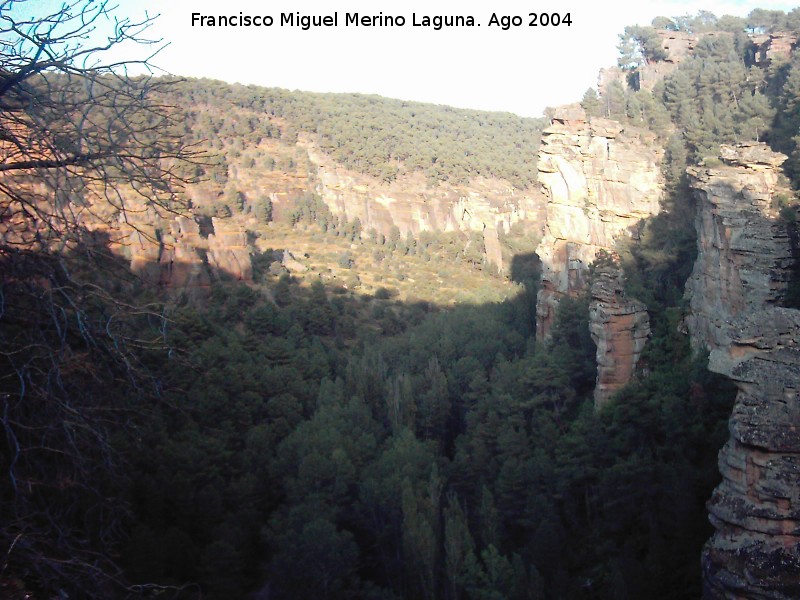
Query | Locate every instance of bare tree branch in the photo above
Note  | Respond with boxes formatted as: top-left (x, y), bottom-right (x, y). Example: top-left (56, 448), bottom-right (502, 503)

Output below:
top-left (0, 1), bottom-right (199, 597)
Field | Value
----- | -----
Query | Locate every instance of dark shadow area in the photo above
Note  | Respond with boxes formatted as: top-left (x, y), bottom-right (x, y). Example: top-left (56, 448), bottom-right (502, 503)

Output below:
top-left (509, 251), bottom-right (542, 290)
top-left (0, 224), bottom-right (737, 600)
top-left (195, 214), bottom-right (214, 238)
top-left (784, 212), bottom-right (800, 308)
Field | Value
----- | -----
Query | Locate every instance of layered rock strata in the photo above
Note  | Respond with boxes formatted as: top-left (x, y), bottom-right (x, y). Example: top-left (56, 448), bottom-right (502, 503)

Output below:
top-left (685, 143), bottom-right (793, 353)
top-left (535, 107), bottom-right (662, 339)
top-left (206, 217), bottom-right (252, 281)
top-left (702, 307), bottom-right (800, 600)
top-left (589, 268), bottom-right (651, 408)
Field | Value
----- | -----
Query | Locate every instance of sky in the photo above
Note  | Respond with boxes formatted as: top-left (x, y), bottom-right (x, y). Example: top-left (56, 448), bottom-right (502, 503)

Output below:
top-left (13, 0), bottom-right (800, 118)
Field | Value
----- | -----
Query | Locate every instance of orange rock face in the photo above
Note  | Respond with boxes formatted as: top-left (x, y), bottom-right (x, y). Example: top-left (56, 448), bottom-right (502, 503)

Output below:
top-left (534, 107), bottom-right (663, 339)
top-left (589, 269), bottom-right (650, 408)
top-left (114, 211), bottom-right (252, 288)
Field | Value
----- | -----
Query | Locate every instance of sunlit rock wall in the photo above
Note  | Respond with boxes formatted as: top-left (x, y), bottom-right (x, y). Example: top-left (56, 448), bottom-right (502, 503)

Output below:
top-left (535, 107), bottom-right (662, 340)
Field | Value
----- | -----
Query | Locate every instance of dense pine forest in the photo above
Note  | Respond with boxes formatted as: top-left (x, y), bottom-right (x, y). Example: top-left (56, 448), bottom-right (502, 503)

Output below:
top-left (2, 4), bottom-right (800, 600)
top-left (166, 79), bottom-right (545, 188)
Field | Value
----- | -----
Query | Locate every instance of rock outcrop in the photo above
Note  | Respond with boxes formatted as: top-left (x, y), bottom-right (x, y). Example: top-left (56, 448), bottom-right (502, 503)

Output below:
top-left (589, 267), bottom-right (651, 408)
top-left (157, 216), bottom-right (210, 287)
top-left (535, 107), bottom-right (662, 339)
top-left (685, 143), bottom-right (793, 352)
top-left (630, 30), bottom-right (699, 90)
top-left (117, 212), bottom-right (252, 287)
top-left (751, 32), bottom-right (798, 67)
top-left (657, 29), bottom-right (698, 63)
top-left (702, 307), bottom-right (800, 600)
top-left (207, 217), bottom-right (252, 281)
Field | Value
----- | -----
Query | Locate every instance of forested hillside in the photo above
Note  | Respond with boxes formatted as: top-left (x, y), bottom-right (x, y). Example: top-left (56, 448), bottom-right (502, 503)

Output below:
top-left (165, 79), bottom-right (545, 188)
top-left (1, 4), bottom-right (800, 600)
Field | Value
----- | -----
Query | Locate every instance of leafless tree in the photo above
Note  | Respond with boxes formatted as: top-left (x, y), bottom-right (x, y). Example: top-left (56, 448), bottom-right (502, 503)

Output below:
top-left (0, 1), bottom-right (200, 597)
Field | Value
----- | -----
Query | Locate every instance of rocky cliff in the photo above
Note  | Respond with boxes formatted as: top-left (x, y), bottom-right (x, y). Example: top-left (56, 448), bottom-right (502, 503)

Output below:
top-left (687, 144), bottom-right (800, 598)
top-left (114, 211), bottom-right (252, 288)
top-left (304, 140), bottom-right (545, 273)
top-left (589, 267), bottom-right (651, 408)
top-left (619, 29), bottom-right (795, 93)
top-left (535, 107), bottom-right (663, 340)
top-left (634, 30), bottom-right (700, 90)
top-left (750, 32), bottom-right (798, 66)
top-left (685, 143), bottom-right (794, 352)
top-left (702, 307), bottom-right (800, 600)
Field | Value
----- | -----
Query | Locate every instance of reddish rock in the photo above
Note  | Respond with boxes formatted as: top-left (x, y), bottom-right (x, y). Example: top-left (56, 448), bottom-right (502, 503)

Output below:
top-left (207, 217), bottom-right (252, 282)
top-left (589, 268), bottom-right (650, 408)
top-left (751, 32), bottom-right (798, 66)
top-left (535, 109), bottom-right (663, 339)
top-left (702, 308), bottom-right (800, 600)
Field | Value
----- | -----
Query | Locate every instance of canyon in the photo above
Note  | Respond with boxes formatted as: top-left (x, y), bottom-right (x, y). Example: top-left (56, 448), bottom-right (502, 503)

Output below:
top-left (69, 30), bottom-right (800, 595)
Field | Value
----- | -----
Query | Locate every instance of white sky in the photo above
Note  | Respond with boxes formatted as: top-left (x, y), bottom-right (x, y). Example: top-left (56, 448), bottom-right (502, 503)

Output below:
top-left (15, 0), bottom-right (800, 117)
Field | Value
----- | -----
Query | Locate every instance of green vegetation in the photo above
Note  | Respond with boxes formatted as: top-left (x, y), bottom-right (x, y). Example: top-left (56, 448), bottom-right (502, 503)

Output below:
top-left (163, 79), bottom-right (545, 189)
top-left (618, 25), bottom-right (669, 68)
top-left (608, 8), bottom-right (800, 172)
top-left (247, 200), bottom-right (524, 306)
top-left (109, 269), bottom-right (732, 600)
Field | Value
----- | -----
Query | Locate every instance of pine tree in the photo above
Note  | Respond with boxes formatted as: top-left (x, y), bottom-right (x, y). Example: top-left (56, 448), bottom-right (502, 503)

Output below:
top-left (581, 88), bottom-right (602, 117)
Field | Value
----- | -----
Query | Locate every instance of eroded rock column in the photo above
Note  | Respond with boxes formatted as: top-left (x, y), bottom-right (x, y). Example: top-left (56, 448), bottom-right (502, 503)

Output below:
top-left (690, 143), bottom-right (800, 598)
top-left (703, 308), bottom-right (800, 600)
top-left (589, 268), bottom-right (650, 409)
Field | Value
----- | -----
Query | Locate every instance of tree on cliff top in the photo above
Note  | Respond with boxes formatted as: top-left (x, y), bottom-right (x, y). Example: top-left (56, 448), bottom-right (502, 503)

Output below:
top-left (618, 25), bottom-right (668, 69)
top-left (0, 1), bottom-right (198, 596)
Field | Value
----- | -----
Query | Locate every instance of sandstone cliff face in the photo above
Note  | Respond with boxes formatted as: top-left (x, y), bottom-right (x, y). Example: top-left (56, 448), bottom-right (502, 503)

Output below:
top-left (702, 307), bottom-right (800, 600)
top-left (685, 143), bottom-right (793, 353)
top-left (589, 268), bottom-right (650, 409)
top-left (631, 30), bottom-right (699, 90)
top-left (305, 143), bottom-right (545, 273)
top-left (688, 144), bottom-right (800, 598)
top-left (206, 217), bottom-right (252, 282)
top-left (535, 107), bottom-right (663, 339)
top-left (115, 212), bottom-right (252, 288)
